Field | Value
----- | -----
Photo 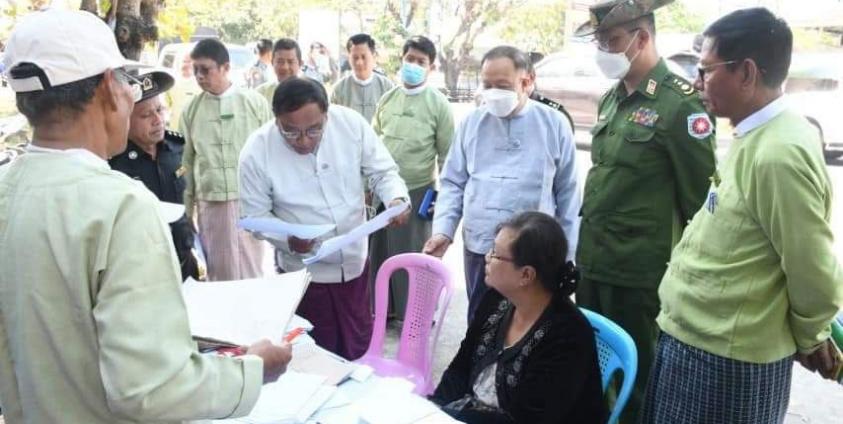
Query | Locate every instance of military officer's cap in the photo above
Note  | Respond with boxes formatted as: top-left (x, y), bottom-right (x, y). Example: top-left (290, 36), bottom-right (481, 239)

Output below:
top-left (575, 0), bottom-right (674, 37)
top-left (131, 68), bottom-right (174, 103)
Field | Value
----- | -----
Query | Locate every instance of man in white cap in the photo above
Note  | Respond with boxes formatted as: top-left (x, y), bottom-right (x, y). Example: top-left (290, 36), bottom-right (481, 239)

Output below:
top-left (0, 9), bottom-right (290, 423)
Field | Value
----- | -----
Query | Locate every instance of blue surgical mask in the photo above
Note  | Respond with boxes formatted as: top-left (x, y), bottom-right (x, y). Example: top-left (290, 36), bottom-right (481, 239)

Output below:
top-left (401, 62), bottom-right (426, 86)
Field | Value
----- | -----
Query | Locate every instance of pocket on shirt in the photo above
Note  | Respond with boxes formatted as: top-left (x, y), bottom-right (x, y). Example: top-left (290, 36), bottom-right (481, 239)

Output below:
top-left (617, 125), bottom-right (656, 166)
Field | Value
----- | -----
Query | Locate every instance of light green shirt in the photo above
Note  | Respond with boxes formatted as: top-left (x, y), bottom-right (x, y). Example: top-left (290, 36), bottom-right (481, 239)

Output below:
top-left (0, 150), bottom-right (262, 423)
top-left (255, 80), bottom-right (278, 106)
top-left (372, 86), bottom-right (454, 190)
top-left (331, 73), bottom-right (395, 122)
top-left (657, 104), bottom-right (843, 363)
top-left (179, 85), bottom-right (272, 217)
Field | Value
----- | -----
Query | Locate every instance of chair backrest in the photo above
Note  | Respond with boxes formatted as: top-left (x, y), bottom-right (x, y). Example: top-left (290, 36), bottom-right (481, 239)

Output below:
top-left (580, 308), bottom-right (638, 424)
top-left (367, 253), bottom-right (453, 387)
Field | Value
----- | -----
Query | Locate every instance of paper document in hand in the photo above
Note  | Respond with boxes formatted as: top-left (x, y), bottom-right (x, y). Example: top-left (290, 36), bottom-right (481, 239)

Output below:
top-left (239, 217), bottom-right (335, 240)
top-left (182, 270), bottom-right (311, 346)
top-left (303, 202), bottom-right (409, 265)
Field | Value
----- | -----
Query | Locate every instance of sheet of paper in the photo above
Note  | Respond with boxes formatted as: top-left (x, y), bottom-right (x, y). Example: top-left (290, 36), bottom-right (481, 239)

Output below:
top-left (158, 201), bottom-right (185, 223)
top-left (182, 270), bottom-right (311, 346)
top-left (289, 342), bottom-right (357, 386)
top-left (303, 202), bottom-right (409, 265)
top-left (239, 217), bottom-right (335, 240)
top-left (356, 380), bottom-right (442, 424)
top-left (213, 371), bottom-right (328, 424)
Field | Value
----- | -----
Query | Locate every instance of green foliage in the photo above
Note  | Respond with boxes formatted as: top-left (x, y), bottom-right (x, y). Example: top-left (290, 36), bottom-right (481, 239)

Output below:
top-left (157, 0), bottom-right (194, 42)
top-left (371, 7), bottom-right (411, 75)
top-left (498, 1), bottom-right (566, 55)
top-left (655, 2), bottom-right (704, 34)
top-left (158, 0), bottom-right (301, 44)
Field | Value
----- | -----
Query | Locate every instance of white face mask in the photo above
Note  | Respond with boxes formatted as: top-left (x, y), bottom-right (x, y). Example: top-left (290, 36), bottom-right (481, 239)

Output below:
top-left (595, 30), bottom-right (640, 79)
top-left (482, 88), bottom-right (521, 117)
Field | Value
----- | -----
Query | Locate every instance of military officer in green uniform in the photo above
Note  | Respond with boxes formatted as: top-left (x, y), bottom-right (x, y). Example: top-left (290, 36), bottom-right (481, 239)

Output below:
top-left (574, 1), bottom-right (716, 422)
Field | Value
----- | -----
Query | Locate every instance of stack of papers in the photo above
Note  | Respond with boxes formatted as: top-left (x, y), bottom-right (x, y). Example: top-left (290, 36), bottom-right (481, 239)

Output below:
top-left (214, 371), bottom-right (334, 424)
top-left (289, 343), bottom-right (357, 386)
top-left (355, 378), bottom-right (455, 424)
top-left (182, 270), bottom-right (311, 346)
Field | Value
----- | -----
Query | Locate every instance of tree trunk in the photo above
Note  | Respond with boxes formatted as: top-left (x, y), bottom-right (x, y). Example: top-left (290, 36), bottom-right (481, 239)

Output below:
top-left (440, 55), bottom-right (462, 98)
top-left (82, 0), bottom-right (162, 61)
top-left (79, 0), bottom-right (97, 13)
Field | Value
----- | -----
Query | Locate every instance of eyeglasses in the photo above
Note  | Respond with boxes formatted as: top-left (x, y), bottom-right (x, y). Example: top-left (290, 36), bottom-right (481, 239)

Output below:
top-left (277, 123), bottom-right (325, 142)
top-left (696, 60), bottom-right (738, 82)
top-left (113, 68), bottom-right (143, 102)
top-left (593, 29), bottom-right (639, 52)
top-left (487, 247), bottom-right (514, 263)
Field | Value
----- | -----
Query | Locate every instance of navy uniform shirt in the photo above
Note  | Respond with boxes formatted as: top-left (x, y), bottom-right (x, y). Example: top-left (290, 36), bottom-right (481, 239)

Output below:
top-left (531, 91), bottom-right (575, 134)
top-left (109, 130), bottom-right (199, 280)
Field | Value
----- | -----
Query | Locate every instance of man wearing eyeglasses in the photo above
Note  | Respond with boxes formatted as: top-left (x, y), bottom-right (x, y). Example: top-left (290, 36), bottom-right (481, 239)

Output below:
top-left (179, 38), bottom-right (273, 281)
top-left (643, 9), bottom-right (842, 422)
top-left (573, 1), bottom-right (716, 422)
top-left (239, 77), bottom-right (409, 360)
top-left (0, 9), bottom-right (291, 423)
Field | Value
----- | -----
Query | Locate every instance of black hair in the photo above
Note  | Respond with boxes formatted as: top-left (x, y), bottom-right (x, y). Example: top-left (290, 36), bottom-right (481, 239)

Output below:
top-left (16, 73), bottom-right (103, 127)
top-left (497, 212), bottom-right (578, 297)
top-left (272, 77), bottom-right (329, 116)
top-left (402, 35), bottom-right (437, 63)
top-left (703, 7), bottom-right (792, 88)
top-left (481, 45), bottom-right (530, 71)
top-left (256, 38), bottom-right (273, 55)
top-left (191, 38), bottom-right (229, 65)
top-left (347, 33), bottom-right (376, 53)
top-left (273, 38), bottom-right (302, 63)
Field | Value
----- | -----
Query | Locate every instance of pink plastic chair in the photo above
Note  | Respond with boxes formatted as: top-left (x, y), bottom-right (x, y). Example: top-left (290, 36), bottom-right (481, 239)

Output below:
top-left (356, 253), bottom-right (454, 395)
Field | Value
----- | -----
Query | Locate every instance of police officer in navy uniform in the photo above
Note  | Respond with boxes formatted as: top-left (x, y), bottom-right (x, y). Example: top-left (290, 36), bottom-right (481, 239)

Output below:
top-left (109, 69), bottom-right (200, 281)
top-left (527, 51), bottom-right (576, 132)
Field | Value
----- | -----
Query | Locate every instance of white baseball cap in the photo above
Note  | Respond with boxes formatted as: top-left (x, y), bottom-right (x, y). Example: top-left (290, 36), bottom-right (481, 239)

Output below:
top-left (2, 9), bottom-right (142, 93)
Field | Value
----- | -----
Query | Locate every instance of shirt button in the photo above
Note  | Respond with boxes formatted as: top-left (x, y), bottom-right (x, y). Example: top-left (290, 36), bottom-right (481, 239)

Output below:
top-left (321, 164), bottom-right (329, 170)
top-left (609, 131), bottom-right (616, 136)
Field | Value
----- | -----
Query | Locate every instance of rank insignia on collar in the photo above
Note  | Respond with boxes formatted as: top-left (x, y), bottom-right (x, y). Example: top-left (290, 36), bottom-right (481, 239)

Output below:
top-left (646, 79), bottom-right (657, 95)
top-left (628, 107), bottom-right (659, 128)
top-left (176, 165), bottom-right (187, 178)
top-left (688, 113), bottom-right (714, 140)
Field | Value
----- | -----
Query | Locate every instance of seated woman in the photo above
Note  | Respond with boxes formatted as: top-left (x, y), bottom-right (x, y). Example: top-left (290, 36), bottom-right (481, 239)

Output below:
top-left (430, 212), bottom-right (606, 423)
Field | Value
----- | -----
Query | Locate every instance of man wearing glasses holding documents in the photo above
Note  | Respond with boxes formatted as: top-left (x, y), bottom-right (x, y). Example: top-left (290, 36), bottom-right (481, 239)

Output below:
top-left (0, 10), bottom-right (290, 423)
top-left (239, 77), bottom-right (410, 360)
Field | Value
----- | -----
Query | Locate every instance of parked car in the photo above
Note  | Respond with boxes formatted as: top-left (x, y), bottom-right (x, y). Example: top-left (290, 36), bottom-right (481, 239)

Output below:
top-left (785, 53), bottom-right (843, 158)
top-left (533, 50), bottom-right (700, 132)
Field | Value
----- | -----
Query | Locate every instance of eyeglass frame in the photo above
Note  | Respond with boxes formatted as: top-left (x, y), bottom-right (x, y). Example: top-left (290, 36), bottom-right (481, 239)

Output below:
top-left (486, 246), bottom-right (514, 263)
top-left (276, 119), bottom-right (326, 142)
top-left (113, 68), bottom-right (143, 102)
top-left (696, 60), bottom-right (738, 83)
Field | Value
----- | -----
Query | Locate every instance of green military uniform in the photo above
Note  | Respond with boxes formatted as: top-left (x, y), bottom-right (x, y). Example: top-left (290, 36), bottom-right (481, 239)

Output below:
top-left (574, 1), bottom-right (717, 423)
